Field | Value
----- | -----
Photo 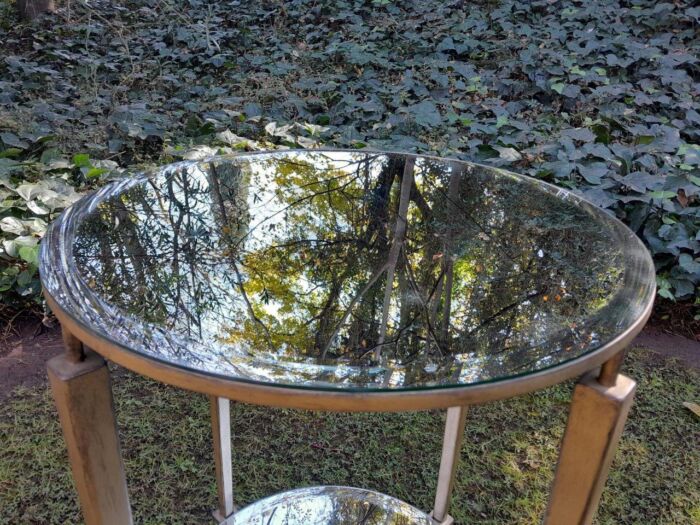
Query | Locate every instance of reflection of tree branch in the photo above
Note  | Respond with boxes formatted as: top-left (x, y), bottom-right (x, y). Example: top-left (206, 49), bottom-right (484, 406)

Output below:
top-left (264, 506), bottom-right (277, 525)
top-left (229, 170), bottom-right (363, 253)
top-left (429, 272), bottom-right (444, 327)
top-left (410, 181), bottom-right (433, 220)
top-left (247, 163), bottom-right (360, 212)
top-left (376, 155), bottom-right (415, 357)
top-left (319, 156), bottom-right (402, 358)
top-left (358, 503), bottom-right (378, 524)
top-left (231, 264), bottom-right (274, 345)
top-left (181, 169), bottom-right (204, 336)
top-left (320, 260), bottom-right (389, 358)
top-left (366, 262), bottom-right (445, 359)
top-left (163, 176), bottom-right (186, 323)
top-left (440, 169), bottom-right (461, 341)
top-left (260, 237), bottom-right (360, 252)
top-left (401, 246), bottom-right (447, 356)
top-left (466, 289), bottom-right (545, 337)
top-left (209, 162), bottom-right (274, 347)
top-left (430, 162), bottom-right (521, 263)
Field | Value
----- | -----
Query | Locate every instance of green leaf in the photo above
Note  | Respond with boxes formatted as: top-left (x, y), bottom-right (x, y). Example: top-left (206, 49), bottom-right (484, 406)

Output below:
top-left (656, 276), bottom-right (675, 300)
top-left (551, 82), bottom-right (566, 95)
top-left (0, 270), bottom-right (17, 292)
top-left (85, 167), bottom-right (109, 179)
top-left (40, 148), bottom-right (64, 164)
top-left (494, 146), bottom-right (521, 162)
top-left (0, 132), bottom-right (29, 149)
top-left (0, 148), bottom-right (23, 159)
top-left (635, 135), bottom-right (654, 145)
top-left (72, 153), bottom-right (91, 168)
top-left (678, 254), bottom-right (700, 276)
top-left (648, 191), bottom-right (677, 200)
top-left (18, 245), bottom-right (39, 267)
top-left (16, 269), bottom-right (35, 287)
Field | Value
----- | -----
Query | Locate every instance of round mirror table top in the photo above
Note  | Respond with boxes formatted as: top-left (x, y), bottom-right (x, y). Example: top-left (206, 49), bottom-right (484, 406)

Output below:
top-left (227, 486), bottom-right (432, 525)
top-left (40, 150), bottom-right (655, 400)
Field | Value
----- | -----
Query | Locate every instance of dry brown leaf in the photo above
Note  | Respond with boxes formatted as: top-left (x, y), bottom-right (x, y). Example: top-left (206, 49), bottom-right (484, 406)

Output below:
top-left (682, 402), bottom-right (700, 418)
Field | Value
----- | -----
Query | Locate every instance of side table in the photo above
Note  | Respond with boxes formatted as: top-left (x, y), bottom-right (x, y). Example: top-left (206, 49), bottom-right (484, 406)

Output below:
top-left (40, 150), bottom-right (655, 524)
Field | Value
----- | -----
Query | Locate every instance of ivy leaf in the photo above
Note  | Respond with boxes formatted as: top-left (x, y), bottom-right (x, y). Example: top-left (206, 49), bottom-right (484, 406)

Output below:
top-left (0, 132), bottom-right (29, 150)
top-left (85, 167), bottom-right (109, 179)
top-left (0, 158), bottom-right (21, 177)
top-left (72, 153), bottom-right (91, 168)
top-left (2, 215), bottom-right (24, 233)
top-left (410, 100), bottom-right (441, 128)
top-left (18, 245), bottom-right (39, 267)
top-left (493, 146), bottom-right (522, 162)
top-left (578, 164), bottom-right (607, 185)
top-left (561, 128), bottom-right (596, 143)
top-left (551, 82), bottom-right (566, 94)
top-left (678, 254), bottom-right (700, 277)
top-left (656, 276), bottom-right (674, 300)
top-left (649, 190), bottom-right (677, 200)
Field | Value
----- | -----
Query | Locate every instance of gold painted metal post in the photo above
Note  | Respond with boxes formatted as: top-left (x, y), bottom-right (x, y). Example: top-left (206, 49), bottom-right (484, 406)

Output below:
top-left (47, 334), bottom-right (132, 525)
top-left (597, 350), bottom-right (626, 387)
top-left (431, 406), bottom-right (468, 525)
top-left (211, 396), bottom-right (235, 522)
top-left (543, 367), bottom-right (636, 525)
top-left (61, 326), bottom-right (85, 363)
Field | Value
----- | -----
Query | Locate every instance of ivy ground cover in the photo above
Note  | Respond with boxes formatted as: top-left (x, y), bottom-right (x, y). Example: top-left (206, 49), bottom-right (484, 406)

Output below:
top-left (0, 0), bottom-right (699, 309)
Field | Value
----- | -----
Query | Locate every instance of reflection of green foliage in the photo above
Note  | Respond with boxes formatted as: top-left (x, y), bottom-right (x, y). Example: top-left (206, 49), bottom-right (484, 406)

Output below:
top-left (70, 152), bottom-right (645, 387)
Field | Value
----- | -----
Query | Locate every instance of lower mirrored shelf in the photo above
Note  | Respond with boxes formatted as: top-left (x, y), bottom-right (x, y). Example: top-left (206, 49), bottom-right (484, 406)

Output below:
top-left (222, 485), bottom-right (433, 525)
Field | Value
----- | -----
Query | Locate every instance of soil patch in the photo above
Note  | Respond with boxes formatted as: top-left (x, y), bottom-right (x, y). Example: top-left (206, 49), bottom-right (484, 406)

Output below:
top-left (1, 319), bottom-right (698, 402)
top-left (0, 318), bottom-right (62, 401)
top-left (648, 298), bottom-right (700, 342)
top-left (634, 326), bottom-right (700, 370)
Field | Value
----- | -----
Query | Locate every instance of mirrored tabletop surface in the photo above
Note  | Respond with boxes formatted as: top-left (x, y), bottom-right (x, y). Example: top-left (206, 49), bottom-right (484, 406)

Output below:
top-left (40, 150), bottom-right (655, 391)
top-left (226, 486), bottom-right (432, 525)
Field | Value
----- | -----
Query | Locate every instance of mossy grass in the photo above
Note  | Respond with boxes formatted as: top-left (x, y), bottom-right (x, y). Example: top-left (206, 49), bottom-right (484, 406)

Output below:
top-left (1, 347), bottom-right (698, 524)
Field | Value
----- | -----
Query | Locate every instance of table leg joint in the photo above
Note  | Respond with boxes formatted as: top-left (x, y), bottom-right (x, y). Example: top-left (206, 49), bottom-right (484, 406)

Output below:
top-left (429, 512), bottom-right (455, 525)
top-left (47, 346), bottom-right (132, 525)
top-left (544, 371), bottom-right (636, 525)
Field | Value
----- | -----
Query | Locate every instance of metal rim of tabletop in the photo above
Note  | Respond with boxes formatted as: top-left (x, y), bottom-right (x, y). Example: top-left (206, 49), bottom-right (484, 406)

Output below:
top-left (45, 291), bottom-right (653, 412)
top-left (40, 148), bottom-right (657, 411)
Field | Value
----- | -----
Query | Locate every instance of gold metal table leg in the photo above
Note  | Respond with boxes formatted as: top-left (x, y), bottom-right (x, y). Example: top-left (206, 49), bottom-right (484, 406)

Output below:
top-left (210, 396), bottom-right (235, 522)
top-left (543, 370), bottom-right (636, 525)
top-left (47, 330), bottom-right (132, 525)
top-left (431, 405), bottom-right (468, 525)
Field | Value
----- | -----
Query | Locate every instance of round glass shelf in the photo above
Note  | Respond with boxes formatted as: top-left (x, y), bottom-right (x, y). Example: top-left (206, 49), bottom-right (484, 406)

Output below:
top-left (40, 150), bottom-right (655, 394)
top-left (226, 486), bottom-right (433, 525)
